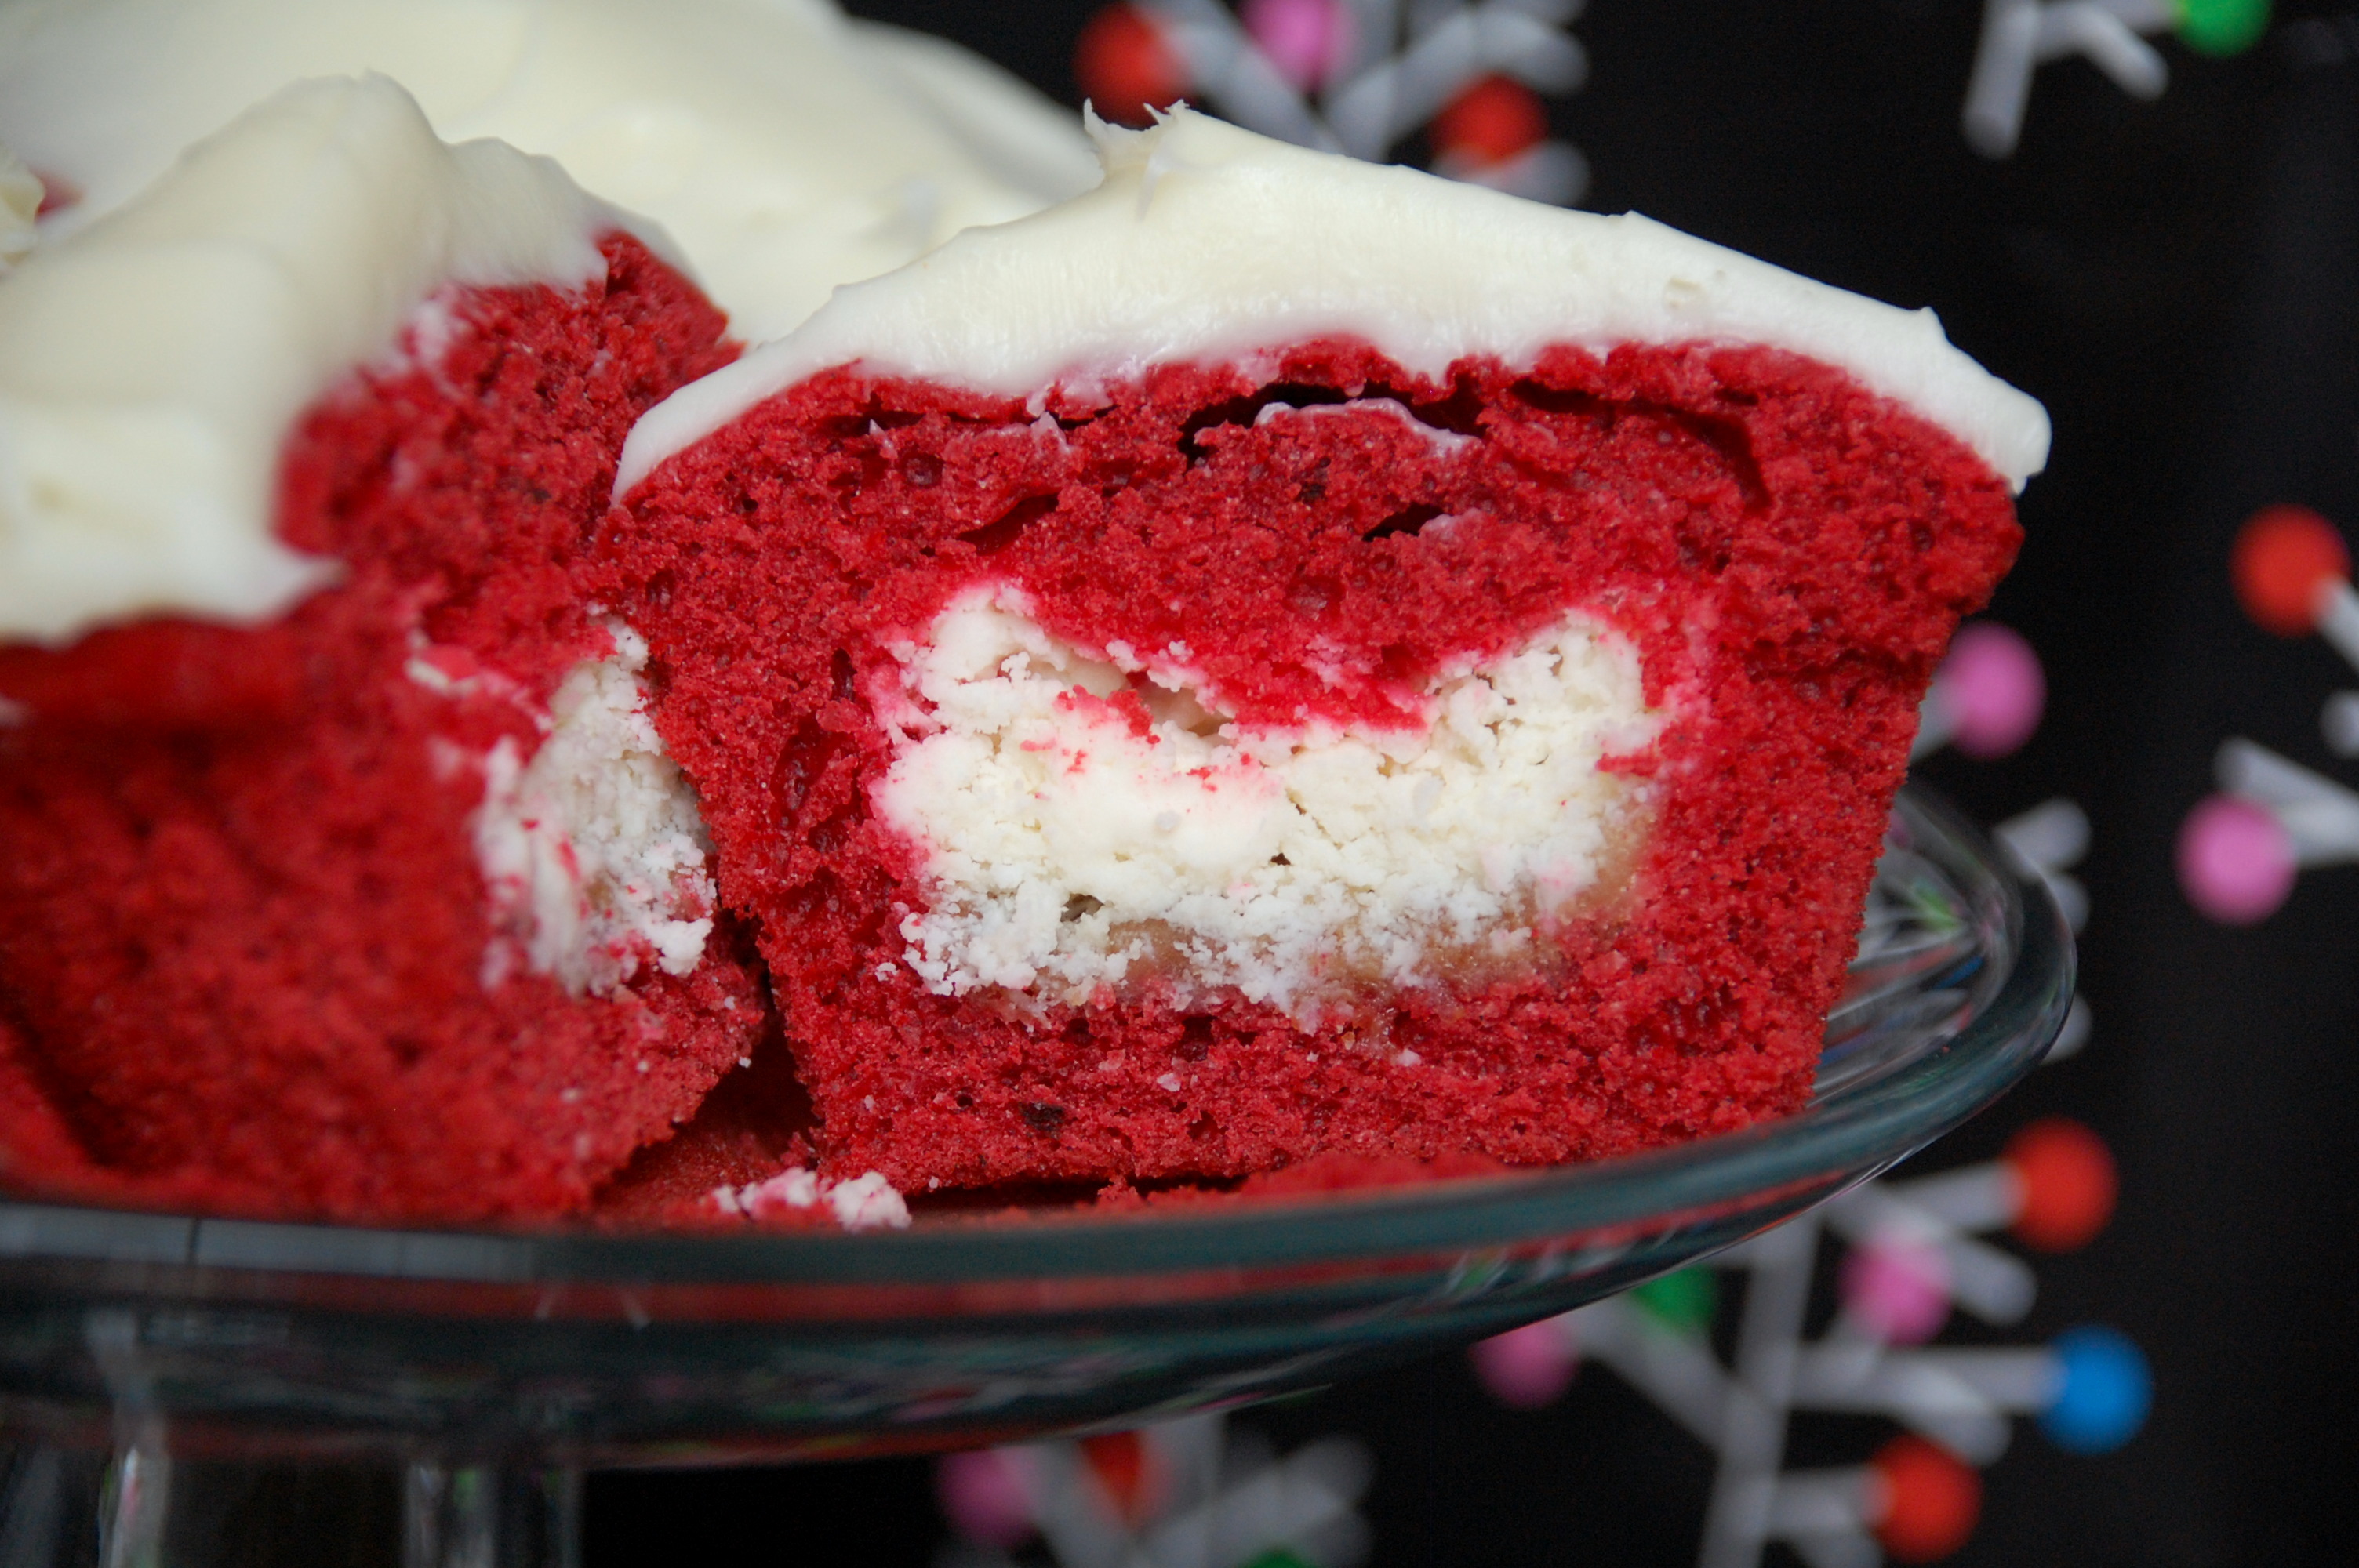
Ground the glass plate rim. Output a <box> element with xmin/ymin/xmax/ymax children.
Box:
<box><xmin>0</xmin><ymin>783</ymin><xmax>2073</xmax><ymax>1288</ymax></box>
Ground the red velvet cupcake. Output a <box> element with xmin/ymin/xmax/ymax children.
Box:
<box><xmin>605</xmin><ymin>110</ymin><xmax>2043</xmax><ymax>1192</ymax></box>
<box><xmin>0</xmin><ymin>80</ymin><xmax>765</xmax><ymax>1221</ymax></box>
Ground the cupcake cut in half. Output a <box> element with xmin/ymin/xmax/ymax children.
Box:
<box><xmin>0</xmin><ymin>78</ymin><xmax>767</xmax><ymax>1221</ymax></box>
<box><xmin>605</xmin><ymin>108</ymin><xmax>2045</xmax><ymax>1192</ymax></box>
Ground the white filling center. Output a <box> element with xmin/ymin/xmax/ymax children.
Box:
<box><xmin>874</xmin><ymin>587</ymin><xmax>1667</xmax><ymax>1022</ymax></box>
<box><xmin>467</xmin><ymin>625</ymin><xmax>715</xmax><ymax>997</ymax></box>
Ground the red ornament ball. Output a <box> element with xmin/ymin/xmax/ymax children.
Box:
<box><xmin>2232</xmin><ymin>503</ymin><xmax>2348</xmax><ymax>636</ymax></box>
<box><xmin>1432</xmin><ymin>74</ymin><xmax>1548</xmax><ymax>168</ymax></box>
<box><xmin>1081</xmin><ymin>1429</ymin><xmax>1162</xmax><ymax>1524</ymax></box>
<box><xmin>2004</xmin><ymin>1116</ymin><xmax>2117</xmax><ymax>1253</ymax></box>
<box><xmin>1870</xmin><ymin>1435</ymin><xmax>1982</xmax><ymax>1562</ymax></box>
<box><xmin>1078</xmin><ymin>5</ymin><xmax>1190</xmax><ymax>127</ymax></box>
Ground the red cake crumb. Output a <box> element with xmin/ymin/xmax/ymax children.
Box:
<box><xmin>605</xmin><ymin>337</ymin><xmax>2019</xmax><ymax>1191</ymax></box>
<box><xmin>593</xmin><ymin>1027</ymin><xmax>818</xmax><ymax>1227</ymax></box>
<box><xmin>0</xmin><ymin>234</ymin><xmax>764</xmax><ymax>1224</ymax></box>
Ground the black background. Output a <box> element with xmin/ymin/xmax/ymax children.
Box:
<box><xmin>582</xmin><ymin>4</ymin><xmax>2359</xmax><ymax>1563</ymax></box>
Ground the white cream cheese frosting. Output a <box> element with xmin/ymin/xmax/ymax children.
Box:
<box><xmin>0</xmin><ymin>75</ymin><xmax>618</xmax><ymax>644</ymax></box>
<box><xmin>0</xmin><ymin>0</ymin><xmax>1095</xmax><ymax>341</ymax></box>
<box><xmin>873</xmin><ymin>586</ymin><xmax>1665</xmax><ymax>1022</ymax></box>
<box><xmin>849</xmin><ymin>20</ymin><xmax>1104</xmax><ymax>208</ymax></box>
<box><xmin>0</xmin><ymin>144</ymin><xmax>38</xmax><ymax>271</ymax></box>
<box><xmin>620</xmin><ymin>107</ymin><xmax>2051</xmax><ymax>499</ymax></box>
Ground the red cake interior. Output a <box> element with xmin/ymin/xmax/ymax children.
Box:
<box><xmin>0</xmin><ymin>234</ymin><xmax>767</xmax><ymax>1223</ymax></box>
<box><xmin>605</xmin><ymin>338</ymin><xmax>2020</xmax><ymax>1190</ymax></box>
<box><xmin>593</xmin><ymin>1027</ymin><xmax>818</xmax><ymax>1227</ymax></box>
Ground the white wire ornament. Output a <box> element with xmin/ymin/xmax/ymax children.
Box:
<box><xmin>937</xmin><ymin>1412</ymin><xmax>1375</xmax><ymax>1568</ymax></box>
<box><xmin>1961</xmin><ymin>0</ymin><xmax>2270</xmax><ymax>158</ymax></box>
<box><xmin>1077</xmin><ymin>0</ymin><xmax>1590</xmax><ymax>204</ymax></box>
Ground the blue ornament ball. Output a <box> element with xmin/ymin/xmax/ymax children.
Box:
<box><xmin>2041</xmin><ymin>1325</ymin><xmax>2151</xmax><ymax>1454</ymax></box>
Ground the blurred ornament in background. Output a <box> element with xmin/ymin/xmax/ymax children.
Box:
<box><xmin>2176</xmin><ymin>0</ymin><xmax>2275</xmax><ymax>54</ymax></box>
<box><xmin>1914</xmin><ymin>619</ymin><xmax>2093</xmax><ymax>979</ymax></box>
<box><xmin>1074</xmin><ymin>0</ymin><xmax>1590</xmax><ymax>204</ymax></box>
<box><xmin>2178</xmin><ymin>793</ymin><xmax>2296</xmax><ymax>924</ymax></box>
<box><xmin>1916</xmin><ymin>622</ymin><xmax>2048</xmax><ymax>761</ymax></box>
<box><xmin>1429</xmin><ymin>72</ymin><xmax>1549</xmax><ymax>176</ymax></box>
<box><xmin>2180</xmin><ymin>503</ymin><xmax>2359</xmax><ymax>924</ymax></box>
<box><xmin>940</xmin><ymin>1446</ymin><xmax>1041</xmax><ymax>1552</ymax></box>
<box><xmin>1241</xmin><ymin>0</ymin><xmax>1356</xmax><ymax>91</ymax></box>
<box><xmin>2001</xmin><ymin>1116</ymin><xmax>2117</xmax><ymax>1251</ymax></box>
<box><xmin>2230</xmin><ymin>503</ymin><xmax>2350</xmax><ymax>637</ymax></box>
<box><xmin>1869</xmin><ymin>1435</ymin><xmax>1982</xmax><ymax>1563</ymax></box>
<box><xmin>1465</xmin><ymin>1113</ymin><xmax>2143</xmax><ymax>1567</ymax></box>
<box><xmin>2038</xmin><ymin>1326</ymin><xmax>2154</xmax><ymax>1455</ymax></box>
<box><xmin>1842</xmin><ymin>1233</ymin><xmax>1954</xmax><ymax>1345</ymax></box>
<box><xmin>1961</xmin><ymin>0</ymin><xmax>2270</xmax><ymax>158</ymax></box>
<box><xmin>1076</xmin><ymin>2</ymin><xmax>1193</xmax><ymax>124</ymax></box>
<box><xmin>1467</xmin><ymin>1313</ymin><xmax>1580</xmax><ymax>1410</ymax></box>
<box><xmin>936</xmin><ymin>1410</ymin><xmax>1373</xmax><ymax>1568</ymax></box>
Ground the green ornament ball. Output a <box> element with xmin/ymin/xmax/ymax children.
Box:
<box><xmin>2177</xmin><ymin>0</ymin><xmax>2270</xmax><ymax>56</ymax></box>
<box><xmin>1630</xmin><ymin>1267</ymin><xmax>1720</xmax><ymax>1335</ymax></box>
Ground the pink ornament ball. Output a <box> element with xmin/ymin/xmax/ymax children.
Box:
<box><xmin>1937</xmin><ymin>621</ymin><xmax>2045</xmax><ymax>759</ymax></box>
<box><xmin>2177</xmin><ymin>794</ymin><xmax>2297</xmax><ymax>924</ymax></box>
<box><xmin>936</xmin><ymin>1447</ymin><xmax>1036</xmax><ymax>1548</ymax></box>
<box><xmin>1241</xmin><ymin>0</ymin><xmax>1354</xmax><ymax>92</ymax></box>
<box><xmin>1469</xmin><ymin>1315</ymin><xmax>1578</xmax><ymax>1409</ymax></box>
<box><xmin>1841</xmin><ymin>1234</ymin><xmax>1952</xmax><ymax>1345</ymax></box>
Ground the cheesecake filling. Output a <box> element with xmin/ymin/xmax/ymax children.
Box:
<box><xmin>874</xmin><ymin>586</ymin><xmax>1666</xmax><ymax>1022</ymax></box>
<box><xmin>467</xmin><ymin>623</ymin><xmax>716</xmax><ymax>996</ymax></box>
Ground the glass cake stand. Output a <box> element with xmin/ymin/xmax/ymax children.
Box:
<box><xmin>0</xmin><ymin>785</ymin><xmax>2072</xmax><ymax>1566</ymax></box>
